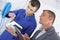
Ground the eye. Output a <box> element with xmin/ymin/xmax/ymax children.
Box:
<box><xmin>41</xmin><ymin>14</ymin><xmax>45</xmax><ymax>16</ymax></box>
<box><xmin>42</xmin><ymin>14</ymin><xmax>45</xmax><ymax>16</ymax></box>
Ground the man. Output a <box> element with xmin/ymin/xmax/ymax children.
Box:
<box><xmin>6</xmin><ymin>0</ymin><xmax>40</xmax><ymax>36</ymax></box>
<box><xmin>31</xmin><ymin>10</ymin><xmax>60</xmax><ymax>40</ymax></box>
<box><xmin>0</xmin><ymin>0</ymin><xmax>40</xmax><ymax>40</ymax></box>
<box><xmin>19</xmin><ymin>10</ymin><xmax>60</xmax><ymax>40</ymax></box>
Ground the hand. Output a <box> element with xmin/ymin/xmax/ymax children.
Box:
<box><xmin>15</xmin><ymin>28</ymin><xmax>25</xmax><ymax>40</ymax></box>
<box><xmin>8</xmin><ymin>13</ymin><xmax>16</xmax><ymax>19</ymax></box>
<box><xmin>6</xmin><ymin>26</ymin><xmax>17</xmax><ymax>36</ymax></box>
<box><xmin>16</xmin><ymin>29</ymin><xmax>30</xmax><ymax>40</ymax></box>
<box><xmin>23</xmin><ymin>33</ymin><xmax>30</xmax><ymax>40</ymax></box>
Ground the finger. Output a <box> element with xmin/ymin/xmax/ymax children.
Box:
<box><xmin>24</xmin><ymin>33</ymin><xmax>29</xmax><ymax>37</ymax></box>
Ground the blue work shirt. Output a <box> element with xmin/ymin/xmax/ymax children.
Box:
<box><xmin>9</xmin><ymin>9</ymin><xmax>37</xmax><ymax>36</ymax></box>
<box><xmin>0</xmin><ymin>9</ymin><xmax>37</xmax><ymax>40</ymax></box>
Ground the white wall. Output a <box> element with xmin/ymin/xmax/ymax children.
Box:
<box><xmin>0</xmin><ymin>0</ymin><xmax>60</xmax><ymax>36</ymax></box>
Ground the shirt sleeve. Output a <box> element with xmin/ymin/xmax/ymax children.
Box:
<box><xmin>6</xmin><ymin>9</ymin><xmax>21</xmax><ymax>18</ymax></box>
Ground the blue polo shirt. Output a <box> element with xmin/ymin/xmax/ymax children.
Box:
<box><xmin>0</xmin><ymin>9</ymin><xmax>36</xmax><ymax>40</ymax></box>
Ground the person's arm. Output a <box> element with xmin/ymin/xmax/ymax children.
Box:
<box><xmin>6</xmin><ymin>9</ymin><xmax>20</xmax><ymax>19</ymax></box>
<box><xmin>5</xmin><ymin>25</ymin><xmax>30</xmax><ymax>40</ymax></box>
<box><xmin>15</xmin><ymin>27</ymin><xmax>30</xmax><ymax>40</ymax></box>
<box><xmin>15</xmin><ymin>26</ymin><xmax>25</xmax><ymax>40</ymax></box>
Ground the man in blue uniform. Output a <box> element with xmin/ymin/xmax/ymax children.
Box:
<box><xmin>0</xmin><ymin>0</ymin><xmax>41</xmax><ymax>40</ymax></box>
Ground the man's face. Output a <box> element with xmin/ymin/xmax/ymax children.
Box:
<box><xmin>39</xmin><ymin>11</ymin><xmax>50</xmax><ymax>25</ymax></box>
<box><xmin>26</xmin><ymin>2</ymin><xmax>37</xmax><ymax>15</ymax></box>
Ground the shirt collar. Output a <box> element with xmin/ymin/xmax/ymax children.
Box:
<box><xmin>25</xmin><ymin>14</ymin><xmax>35</xmax><ymax>21</ymax></box>
<box><xmin>45</xmin><ymin>26</ymin><xmax>55</xmax><ymax>32</ymax></box>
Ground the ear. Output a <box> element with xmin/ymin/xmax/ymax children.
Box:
<box><xmin>49</xmin><ymin>17</ymin><xmax>53</xmax><ymax>23</ymax></box>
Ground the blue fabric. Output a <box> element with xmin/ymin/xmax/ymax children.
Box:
<box><xmin>0</xmin><ymin>30</ymin><xmax>19</xmax><ymax>40</ymax></box>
